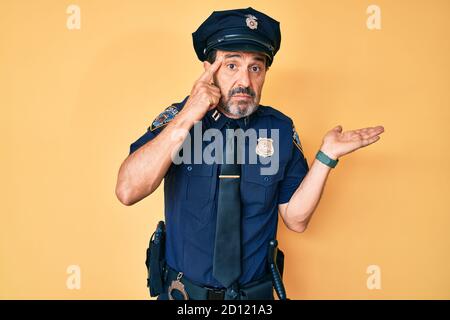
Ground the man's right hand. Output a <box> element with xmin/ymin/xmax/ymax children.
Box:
<box><xmin>116</xmin><ymin>54</ymin><xmax>225</xmax><ymax>206</ymax></box>
<box><xmin>183</xmin><ymin>53</ymin><xmax>224</xmax><ymax>122</ymax></box>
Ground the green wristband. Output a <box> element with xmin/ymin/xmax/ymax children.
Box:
<box><xmin>316</xmin><ymin>150</ymin><xmax>339</xmax><ymax>168</ymax></box>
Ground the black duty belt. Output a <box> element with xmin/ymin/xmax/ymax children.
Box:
<box><xmin>164</xmin><ymin>266</ymin><xmax>274</xmax><ymax>300</ymax></box>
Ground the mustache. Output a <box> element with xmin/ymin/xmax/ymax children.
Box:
<box><xmin>228</xmin><ymin>86</ymin><xmax>256</xmax><ymax>98</ymax></box>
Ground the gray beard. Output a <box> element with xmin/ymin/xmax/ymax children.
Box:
<box><xmin>220</xmin><ymin>98</ymin><xmax>259</xmax><ymax>118</ymax></box>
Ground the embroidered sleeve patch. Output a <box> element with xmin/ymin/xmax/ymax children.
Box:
<box><xmin>293</xmin><ymin>127</ymin><xmax>304</xmax><ymax>154</ymax></box>
<box><xmin>149</xmin><ymin>105</ymin><xmax>179</xmax><ymax>131</ymax></box>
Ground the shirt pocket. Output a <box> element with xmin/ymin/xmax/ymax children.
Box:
<box><xmin>242</xmin><ymin>163</ymin><xmax>286</xmax><ymax>211</ymax></box>
<box><xmin>185</xmin><ymin>164</ymin><xmax>215</xmax><ymax>206</ymax></box>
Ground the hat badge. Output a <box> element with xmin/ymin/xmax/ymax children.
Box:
<box><xmin>256</xmin><ymin>138</ymin><xmax>274</xmax><ymax>157</ymax></box>
<box><xmin>245</xmin><ymin>14</ymin><xmax>258</xmax><ymax>30</ymax></box>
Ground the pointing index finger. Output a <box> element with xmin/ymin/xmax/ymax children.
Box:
<box><xmin>199</xmin><ymin>54</ymin><xmax>224</xmax><ymax>82</ymax></box>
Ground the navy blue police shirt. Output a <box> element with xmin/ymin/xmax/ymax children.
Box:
<box><xmin>129</xmin><ymin>95</ymin><xmax>309</xmax><ymax>288</ymax></box>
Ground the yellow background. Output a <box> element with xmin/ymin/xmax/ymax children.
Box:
<box><xmin>1</xmin><ymin>0</ymin><xmax>449</xmax><ymax>299</ymax></box>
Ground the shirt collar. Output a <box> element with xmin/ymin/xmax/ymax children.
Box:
<box><xmin>204</xmin><ymin>106</ymin><xmax>261</xmax><ymax>130</ymax></box>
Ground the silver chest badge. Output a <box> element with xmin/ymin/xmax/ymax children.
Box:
<box><xmin>245</xmin><ymin>14</ymin><xmax>258</xmax><ymax>30</ymax></box>
<box><xmin>256</xmin><ymin>138</ymin><xmax>274</xmax><ymax>157</ymax></box>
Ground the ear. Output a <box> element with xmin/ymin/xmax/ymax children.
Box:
<box><xmin>203</xmin><ymin>60</ymin><xmax>211</xmax><ymax>71</ymax></box>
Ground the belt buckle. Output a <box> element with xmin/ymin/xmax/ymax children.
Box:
<box><xmin>206</xmin><ymin>288</ymin><xmax>225</xmax><ymax>300</ymax></box>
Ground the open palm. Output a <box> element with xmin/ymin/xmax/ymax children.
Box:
<box><xmin>321</xmin><ymin>125</ymin><xmax>385</xmax><ymax>159</ymax></box>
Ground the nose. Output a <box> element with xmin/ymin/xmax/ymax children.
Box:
<box><xmin>236</xmin><ymin>68</ymin><xmax>250</xmax><ymax>88</ymax></box>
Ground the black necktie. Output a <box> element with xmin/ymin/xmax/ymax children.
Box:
<box><xmin>213</xmin><ymin>120</ymin><xmax>242</xmax><ymax>289</ymax></box>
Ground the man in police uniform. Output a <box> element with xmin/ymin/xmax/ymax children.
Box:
<box><xmin>115</xmin><ymin>7</ymin><xmax>384</xmax><ymax>300</ymax></box>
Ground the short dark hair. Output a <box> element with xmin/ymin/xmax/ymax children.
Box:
<box><xmin>206</xmin><ymin>49</ymin><xmax>270</xmax><ymax>69</ymax></box>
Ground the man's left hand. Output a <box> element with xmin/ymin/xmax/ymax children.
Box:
<box><xmin>320</xmin><ymin>125</ymin><xmax>385</xmax><ymax>160</ymax></box>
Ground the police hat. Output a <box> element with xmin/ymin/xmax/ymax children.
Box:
<box><xmin>192</xmin><ymin>7</ymin><xmax>281</xmax><ymax>66</ymax></box>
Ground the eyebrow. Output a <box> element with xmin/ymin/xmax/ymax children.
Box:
<box><xmin>224</xmin><ymin>53</ymin><xmax>266</xmax><ymax>64</ymax></box>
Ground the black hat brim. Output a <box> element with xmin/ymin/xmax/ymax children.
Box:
<box><xmin>207</xmin><ymin>42</ymin><xmax>273</xmax><ymax>66</ymax></box>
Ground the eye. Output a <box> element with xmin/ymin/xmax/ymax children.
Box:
<box><xmin>250</xmin><ymin>65</ymin><xmax>261</xmax><ymax>72</ymax></box>
<box><xmin>227</xmin><ymin>63</ymin><xmax>236</xmax><ymax>70</ymax></box>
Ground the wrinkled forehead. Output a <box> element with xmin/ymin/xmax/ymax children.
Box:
<box><xmin>218</xmin><ymin>50</ymin><xmax>267</xmax><ymax>64</ymax></box>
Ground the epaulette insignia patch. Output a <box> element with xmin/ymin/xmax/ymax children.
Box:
<box><xmin>293</xmin><ymin>127</ymin><xmax>304</xmax><ymax>154</ymax></box>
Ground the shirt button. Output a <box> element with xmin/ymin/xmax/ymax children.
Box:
<box><xmin>264</xmin><ymin>177</ymin><xmax>269</xmax><ymax>182</ymax></box>
<box><xmin>187</xmin><ymin>166</ymin><xmax>192</xmax><ymax>171</ymax></box>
